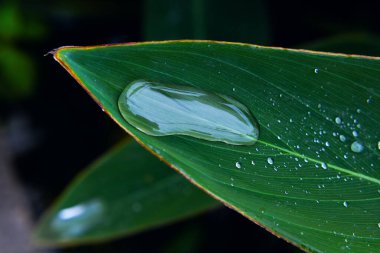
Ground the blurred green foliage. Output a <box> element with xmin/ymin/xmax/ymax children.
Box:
<box><xmin>301</xmin><ymin>32</ymin><xmax>380</xmax><ymax>56</ymax></box>
<box><xmin>0</xmin><ymin>46</ymin><xmax>35</xmax><ymax>99</ymax></box>
<box><xmin>0</xmin><ymin>1</ymin><xmax>46</xmax><ymax>101</ymax></box>
<box><xmin>144</xmin><ymin>0</ymin><xmax>270</xmax><ymax>43</ymax></box>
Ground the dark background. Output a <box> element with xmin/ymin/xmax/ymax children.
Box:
<box><xmin>1</xmin><ymin>0</ymin><xmax>379</xmax><ymax>252</ymax></box>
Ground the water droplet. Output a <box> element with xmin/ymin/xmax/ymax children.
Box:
<box><xmin>132</xmin><ymin>202</ymin><xmax>142</xmax><ymax>212</ymax></box>
<box><xmin>339</xmin><ymin>135</ymin><xmax>346</xmax><ymax>142</ymax></box>
<box><xmin>343</xmin><ymin>201</ymin><xmax>348</xmax><ymax>208</ymax></box>
<box><xmin>53</xmin><ymin>200</ymin><xmax>104</xmax><ymax>237</ymax></box>
<box><xmin>351</xmin><ymin>141</ymin><xmax>364</xmax><ymax>153</ymax></box>
<box><xmin>335</xmin><ymin>117</ymin><xmax>342</xmax><ymax>124</ymax></box>
<box><xmin>321</xmin><ymin>162</ymin><xmax>327</xmax><ymax>170</ymax></box>
<box><xmin>325</xmin><ymin>141</ymin><xmax>330</xmax><ymax>147</ymax></box>
<box><xmin>378</xmin><ymin>223</ymin><xmax>380</xmax><ymax>228</ymax></box>
<box><xmin>267</xmin><ymin>157</ymin><xmax>274</xmax><ymax>165</ymax></box>
<box><xmin>377</xmin><ymin>141</ymin><xmax>380</xmax><ymax>150</ymax></box>
<box><xmin>251</xmin><ymin>160</ymin><xmax>255</xmax><ymax>166</ymax></box>
<box><xmin>118</xmin><ymin>80</ymin><xmax>260</xmax><ymax>145</ymax></box>
<box><xmin>235</xmin><ymin>162</ymin><xmax>242</xmax><ymax>169</ymax></box>
<box><xmin>314</xmin><ymin>68</ymin><xmax>319</xmax><ymax>74</ymax></box>
<box><xmin>352</xmin><ymin>131</ymin><xmax>358</xmax><ymax>137</ymax></box>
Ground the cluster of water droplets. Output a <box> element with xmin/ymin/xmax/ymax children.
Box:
<box><xmin>116</xmin><ymin>72</ymin><xmax>379</xmax><ymax>247</ymax></box>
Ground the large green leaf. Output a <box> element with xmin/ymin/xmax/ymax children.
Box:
<box><xmin>53</xmin><ymin>41</ymin><xmax>380</xmax><ymax>253</ymax></box>
<box><xmin>34</xmin><ymin>139</ymin><xmax>218</xmax><ymax>246</ymax></box>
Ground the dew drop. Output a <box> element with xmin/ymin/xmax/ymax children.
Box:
<box><xmin>267</xmin><ymin>157</ymin><xmax>274</xmax><ymax>165</ymax></box>
<box><xmin>251</xmin><ymin>160</ymin><xmax>255</xmax><ymax>166</ymax></box>
<box><xmin>53</xmin><ymin>200</ymin><xmax>104</xmax><ymax>235</ymax></box>
<box><xmin>352</xmin><ymin>131</ymin><xmax>358</xmax><ymax>137</ymax></box>
<box><xmin>378</xmin><ymin>223</ymin><xmax>380</xmax><ymax>228</ymax></box>
<box><xmin>339</xmin><ymin>135</ymin><xmax>346</xmax><ymax>142</ymax></box>
<box><xmin>335</xmin><ymin>117</ymin><xmax>342</xmax><ymax>124</ymax></box>
<box><xmin>351</xmin><ymin>141</ymin><xmax>364</xmax><ymax>153</ymax></box>
<box><xmin>321</xmin><ymin>162</ymin><xmax>328</xmax><ymax>170</ymax></box>
<box><xmin>343</xmin><ymin>201</ymin><xmax>348</xmax><ymax>208</ymax></box>
<box><xmin>132</xmin><ymin>202</ymin><xmax>142</xmax><ymax>212</ymax></box>
<box><xmin>235</xmin><ymin>162</ymin><xmax>242</xmax><ymax>169</ymax></box>
<box><xmin>377</xmin><ymin>141</ymin><xmax>380</xmax><ymax>151</ymax></box>
<box><xmin>118</xmin><ymin>80</ymin><xmax>260</xmax><ymax>145</ymax></box>
<box><xmin>314</xmin><ymin>68</ymin><xmax>319</xmax><ymax>74</ymax></box>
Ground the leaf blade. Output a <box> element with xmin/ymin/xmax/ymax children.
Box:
<box><xmin>53</xmin><ymin>41</ymin><xmax>380</xmax><ymax>252</ymax></box>
<box><xmin>34</xmin><ymin>139</ymin><xmax>219</xmax><ymax>246</ymax></box>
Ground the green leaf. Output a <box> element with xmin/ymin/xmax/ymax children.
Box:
<box><xmin>53</xmin><ymin>41</ymin><xmax>380</xmax><ymax>252</ymax></box>
<box><xmin>34</xmin><ymin>139</ymin><xmax>219</xmax><ymax>246</ymax></box>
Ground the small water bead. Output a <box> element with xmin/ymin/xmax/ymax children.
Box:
<box><xmin>335</xmin><ymin>117</ymin><xmax>342</xmax><ymax>124</ymax></box>
<box><xmin>314</xmin><ymin>68</ymin><xmax>319</xmax><ymax>74</ymax></box>
<box><xmin>352</xmin><ymin>131</ymin><xmax>358</xmax><ymax>137</ymax></box>
<box><xmin>251</xmin><ymin>161</ymin><xmax>255</xmax><ymax>166</ymax></box>
<box><xmin>132</xmin><ymin>202</ymin><xmax>142</xmax><ymax>212</ymax></box>
<box><xmin>267</xmin><ymin>157</ymin><xmax>274</xmax><ymax>165</ymax></box>
<box><xmin>54</xmin><ymin>200</ymin><xmax>104</xmax><ymax>235</ymax></box>
<box><xmin>235</xmin><ymin>162</ymin><xmax>242</xmax><ymax>169</ymax></box>
<box><xmin>118</xmin><ymin>80</ymin><xmax>260</xmax><ymax>145</ymax></box>
<box><xmin>378</xmin><ymin>223</ymin><xmax>380</xmax><ymax>228</ymax></box>
<box><xmin>339</xmin><ymin>135</ymin><xmax>346</xmax><ymax>142</ymax></box>
<box><xmin>321</xmin><ymin>162</ymin><xmax>328</xmax><ymax>170</ymax></box>
<box><xmin>343</xmin><ymin>201</ymin><xmax>348</xmax><ymax>208</ymax></box>
<box><xmin>351</xmin><ymin>141</ymin><xmax>364</xmax><ymax>153</ymax></box>
<box><xmin>378</xmin><ymin>141</ymin><xmax>380</xmax><ymax>150</ymax></box>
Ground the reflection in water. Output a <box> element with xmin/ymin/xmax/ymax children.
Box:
<box><xmin>51</xmin><ymin>199</ymin><xmax>104</xmax><ymax>239</ymax></box>
<box><xmin>118</xmin><ymin>80</ymin><xmax>260</xmax><ymax>145</ymax></box>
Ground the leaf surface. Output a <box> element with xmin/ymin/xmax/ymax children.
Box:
<box><xmin>54</xmin><ymin>41</ymin><xmax>380</xmax><ymax>252</ymax></box>
<box><xmin>34</xmin><ymin>139</ymin><xmax>218</xmax><ymax>246</ymax></box>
